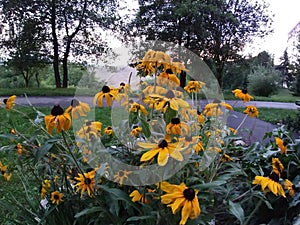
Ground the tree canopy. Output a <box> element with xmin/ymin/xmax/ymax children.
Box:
<box><xmin>128</xmin><ymin>0</ymin><xmax>273</xmax><ymax>88</ymax></box>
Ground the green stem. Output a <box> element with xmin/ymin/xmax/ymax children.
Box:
<box><xmin>244</xmin><ymin>199</ymin><xmax>262</xmax><ymax>225</ymax></box>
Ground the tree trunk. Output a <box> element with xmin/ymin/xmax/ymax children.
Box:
<box><xmin>62</xmin><ymin>39</ymin><xmax>71</xmax><ymax>88</ymax></box>
<box><xmin>51</xmin><ymin>0</ymin><xmax>61</xmax><ymax>88</ymax></box>
<box><xmin>35</xmin><ymin>72</ymin><xmax>40</xmax><ymax>88</ymax></box>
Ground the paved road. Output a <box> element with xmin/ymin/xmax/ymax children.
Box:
<box><xmin>3</xmin><ymin>96</ymin><xmax>298</xmax><ymax>109</ymax></box>
<box><xmin>2</xmin><ymin>96</ymin><xmax>299</xmax><ymax>145</ymax></box>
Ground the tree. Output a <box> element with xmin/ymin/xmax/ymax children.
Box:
<box><xmin>128</xmin><ymin>0</ymin><xmax>272</xmax><ymax>89</ymax></box>
<box><xmin>277</xmin><ymin>50</ymin><xmax>293</xmax><ymax>88</ymax></box>
<box><xmin>4</xmin><ymin>18</ymin><xmax>48</xmax><ymax>87</ymax></box>
<box><xmin>0</xmin><ymin>0</ymin><xmax>121</xmax><ymax>88</ymax></box>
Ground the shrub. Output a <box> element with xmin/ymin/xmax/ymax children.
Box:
<box><xmin>248</xmin><ymin>65</ymin><xmax>280</xmax><ymax>97</ymax></box>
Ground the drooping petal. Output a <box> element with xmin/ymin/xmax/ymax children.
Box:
<box><xmin>180</xmin><ymin>200</ymin><xmax>193</xmax><ymax>225</ymax></box>
<box><xmin>157</xmin><ymin>148</ymin><xmax>169</xmax><ymax>166</ymax></box>
<box><xmin>140</xmin><ymin>148</ymin><xmax>160</xmax><ymax>162</ymax></box>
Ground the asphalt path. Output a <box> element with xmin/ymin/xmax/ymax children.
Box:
<box><xmin>2</xmin><ymin>96</ymin><xmax>299</xmax><ymax>145</ymax></box>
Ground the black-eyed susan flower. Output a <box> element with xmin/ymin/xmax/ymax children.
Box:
<box><xmin>118</xmin><ymin>82</ymin><xmax>129</xmax><ymax>94</ymax></box>
<box><xmin>171</xmin><ymin>61</ymin><xmax>188</xmax><ymax>74</ymax></box>
<box><xmin>3</xmin><ymin>95</ymin><xmax>16</xmax><ymax>110</ymax></box>
<box><xmin>44</xmin><ymin>105</ymin><xmax>72</xmax><ymax>134</ymax></box>
<box><xmin>232</xmin><ymin>89</ymin><xmax>253</xmax><ymax>102</ymax></box>
<box><xmin>193</xmin><ymin>141</ymin><xmax>204</xmax><ymax>153</ymax></box>
<box><xmin>203</xmin><ymin>100</ymin><xmax>233</xmax><ymax>117</ymax></box>
<box><xmin>166</xmin><ymin>118</ymin><xmax>190</xmax><ymax>136</ymax></box>
<box><xmin>131</xmin><ymin>126</ymin><xmax>142</xmax><ymax>137</ymax></box>
<box><xmin>129</xmin><ymin>102</ymin><xmax>148</xmax><ymax>116</ymax></box>
<box><xmin>243</xmin><ymin>105</ymin><xmax>259</xmax><ymax>118</ymax></box>
<box><xmin>65</xmin><ymin>99</ymin><xmax>90</xmax><ymax>119</ymax></box>
<box><xmin>284</xmin><ymin>179</ymin><xmax>296</xmax><ymax>197</ymax></box>
<box><xmin>275</xmin><ymin>137</ymin><xmax>288</xmax><ymax>154</ymax></box>
<box><xmin>51</xmin><ymin>191</ymin><xmax>64</xmax><ymax>205</ymax></box>
<box><xmin>16</xmin><ymin>143</ymin><xmax>25</xmax><ymax>154</ymax></box>
<box><xmin>76</xmin><ymin>120</ymin><xmax>102</xmax><ymax>140</ymax></box>
<box><xmin>93</xmin><ymin>85</ymin><xmax>116</xmax><ymax>107</ymax></box>
<box><xmin>3</xmin><ymin>172</ymin><xmax>12</xmax><ymax>181</ymax></box>
<box><xmin>159</xmin><ymin>181</ymin><xmax>201</xmax><ymax>225</ymax></box>
<box><xmin>40</xmin><ymin>179</ymin><xmax>51</xmax><ymax>199</ymax></box>
<box><xmin>222</xmin><ymin>154</ymin><xmax>233</xmax><ymax>162</ymax></box>
<box><xmin>184</xmin><ymin>81</ymin><xmax>205</xmax><ymax>94</ymax></box>
<box><xmin>129</xmin><ymin>189</ymin><xmax>150</xmax><ymax>204</ymax></box>
<box><xmin>252</xmin><ymin>172</ymin><xmax>286</xmax><ymax>198</ymax></box>
<box><xmin>142</xmin><ymin>85</ymin><xmax>168</xmax><ymax>95</ymax></box>
<box><xmin>156</xmin><ymin>90</ymin><xmax>189</xmax><ymax>112</ymax></box>
<box><xmin>74</xmin><ymin>169</ymin><xmax>96</xmax><ymax>197</ymax></box>
<box><xmin>197</xmin><ymin>111</ymin><xmax>205</xmax><ymax>124</ymax></box>
<box><xmin>272</xmin><ymin>157</ymin><xmax>284</xmax><ymax>175</ymax></box>
<box><xmin>103</xmin><ymin>126</ymin><xmax>114</xmax><ymax>135</ymax></box>
<box><xmin>114</xmin><ymin>170</ymin><xmax>132</xmax><ymax>186</ymax></box>
<box><xmin>157</xmin><ymin>69</ymin><xmax>180</xmax><ymax>89</ymax></box>
<box><xmin>138</xmin><ymin>139</ymin><xmax>185</xmax><ymax>166</ymax></box>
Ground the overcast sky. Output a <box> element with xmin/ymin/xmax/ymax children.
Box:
<box><xmin>243</xmin><ymin>0</ymin><xmax>300</xmax><ymax>63</ymax></box>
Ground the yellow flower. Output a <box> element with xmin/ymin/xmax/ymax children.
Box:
<box><xmin>159</xmin><ymin>181</ymin><xmax>201</xmax><ymax>225</ymax></box>
<box><xmin>51</xmin><ymin>191</ymin><xmax>64</xmax><ymax>205</ymax></box>
<box><xmin>3</xmin><ymin>95</ymin><xmax>16</xmax><ymax>110</ymax></box>
<box><xmin>243</xmin><ymin>105</ymin><xmax>259</xmax><ymax>118</ymax></box>
<box><xmin>222</xmin><ymin>154</ymin><xmax>233</xmax><ymax>162</ymax></box>
<box><xmin>74</xmin><ymin>169</ymin><xmax>96</xmax><ymax>197</ymax></box>
<box><xmin>129</xmin><ymin>102</ymin><xmax>148</xmax><ymax>116</ymax></box>
<box><xmin>16</xmin><ymin>143</ymin><xmax>25</xmax><ymax>154</ymax></box>
<box><xmin>93</xmin><ymin>85</ymin><xmax>116</xmax><ymax>107</ymax></box>
<box><xmin>138</xmin><ymin>139</ymin><xmax>185</xmax><ymax>166</ymax></box>
<box><xmin>197</xmin><ymin>111</ymin><xmax>205</xmax><ymax>124</ymax></box>
<box><xmin>275</xmin><ymin>137</ymin><xmax>288</xmax><ymax>154</ymax></box>
<box><xmin>156</xmin><ymin>90</ymin><xmax>189</xmax><ymax>112</ymax></box>
<box><xmin>142</xmin><ymin>85</ymin><xmax>168</xmax><ymax>95</ymax></box>
<box><xmin>40</xmin><ymin>179</ymin><xmax>51</xmax><ymax>199</ymax></box>
<box><xmin>103</xmin><ymin>126</ymin><xmax>114</xmax><ymax>135</ymax></box>
<box><xmin>114</xmin><ymin>170</ymin><xmax>132</xmax><ymax>186</ymax></box>
<box><xmin>203</xmin><ymin>100</ymin><xmax>233</xmax><ymax>117</ymax></box>
<box><xmin>252</xmin><ymin>172</ymin><xmax>286</xmax><ymax>198</ymax></box>
<box><xmin>131</xmin><ymin>126</ymin><xmax>142</xmax><ymax>137</ymax></box>
<box><xmin>171</xmin><ymin>61</ymin><xmax>188</xmax><ymax>74</ymax></box>
<box><xmin>271</xmin><ymin>158</ymin><xmax>284</xmax><ymax>175</ymax></box>
<box><xmin>44</xmin><ymin>105</ymin><xmax>72</xmax><ymax>134</ymax></box>
<box><xmin>283</xmin><ymin>179</ymin><xmax>296</xmax><ymax>197</ymax></box>
<box><xmin>193</xmin><ymin>141</ymin><xmax>204</xmax><ymax>153</ymax></box>
<box><xmin>65</xmin><ymin>99</ymin><xmax>90</xmax><ymax>119</ymax></box>
<box><xmin>184</xmin><ymin>81</ymin><xmax>205</xmax><ymax>94</ymax></box>
<box><xmin>157</xmin><ymin>69</ymin><xmax>180</xmax><ymax>89</ymax></box>
<box><xmin>166</xmin><ymin>118</ymin><xmax>190</xmax><ymax>136</ymax></box>
<box><xmin>76</xmin><ymin>120</ymin><xmax>102</xmax><ymax>140</ymax></box>
<box><xmin>232</xmin><ymin>89</ymin><xmax>253</xmax><ymax>102</ymax></box>
<box><xmin>129</xmin><ymin>190</ymin><xmax>150</xmax><ymax>204</ymax></box>
<box><xmin>118</xmin><ymin>82</ymin><xmax>129</xmax><ymax>94</ymax></box>
<box><xmin>3</xmin><ymin>172</ymin><xmax>12</xmax><ymax>181</ymax></box>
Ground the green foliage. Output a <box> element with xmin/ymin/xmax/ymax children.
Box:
<box><xmin>248</xmin><ymin>65</ymin><xmax>280</xmax><ymax>97</ymax></box>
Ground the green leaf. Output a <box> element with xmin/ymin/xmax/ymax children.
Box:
<box><xmin>140</xmin><ymin>117</ymin><xmax>151</xmax><ymax>138</ymax></box>
<box><xmin>35</xmin><ymin>138</ymin><xmax>60</xmax><ymax>161</ymax></box>
<box><xmin>127</xmin><ymin>215</ymin><xmax>155</xmax><ymax>222</ymax></box>
<box><xmin>74</xmin><ymin>207</ymin><xmax>104</xmax><ymax>219</ymax></box>
<box><xmin>229</xmin><ymin>200</ymin><xmax>245</xmax><ymax>225</ymax></box>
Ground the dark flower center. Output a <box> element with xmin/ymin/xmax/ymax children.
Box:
<box><xmin>213</xmin><ymin>99</ymin><xmax>221</xmax><ymax>104</ymax></box>
<box><xmin>3</xmin><ymin>99</ymin><xmax>7</xmax><ymax>104</ymax></box>
<box><xmin>158</xmin><ymin>139</ymin><xmax>168</xmax><ymax>148</ymax></box>
<box><xmin>51</xmin><ymin>105</ymin><xmax>64</xmax><ymax>116</ymax></box>
<box><xmin>119</xmin><ymin>171</ymin><xmax>124</xmax><ymax>177</ymax></box>
<box><xmin>165</xmin><ymin>68</ymin><xmax>173</xmax><ymax>74</ymax></box>
<box><xmin>165</xmin><ymin>90</ymin><xmax>175</xmax><ymax>99</ymax></box>
<box><xmin>102</xmin><ymin>85</ymin><xmax>110</xmax><ymax>93</ymax></box>
<box><xmin>107</xmin><ymin>126</ymin><xmax>112</xmax><ymax>130</ymax></box>
<box><xmin>85</xmin><ymin>121</ymin><xmax>92</xmax><ymax>126</ymax></box>
<box><xmin>185</xmin><ymin>136</ymin><xmax>193</xmax><ymax>142</ymax></box>
<box><xmin>171</xmin><ymin>117</ymin><xmax>181</xmax><ymax>125</ymax></box>
<box><xmin>71</xmin><ymin>99</ymin><xmax>80</xmax><ymax>107</ymax></box>
<box><xmin>120</xmin><ymin>82</ymin><xmax>125</xmax><ymax>86</ymax></box>
<box><xmin>133</xmin><ymin>125</ymin><xmax>138</xmax><ymax>129</ymax></box>
<box><xmin>242</xmin><ymin>89</ymin><xmax>248</xmax><ymax>94</ymax></box>
<box><xmin>54</xmin><ymin>194</ymin><xmax>60</xmax><ymax>200</ymax></box>
<box><xmin>269</xmin><ymin>172</ymin><xmax>279</xmax><ymax>182</ymax></box>
<box><xmin>283</xmin><ymin>141</ymin><xmax>288</xmax><ymax>146</ymax></box>
<box><xmin>85</xmin><ymin>178</ymin><xmax>92</xmax><ymax>185</ymax></box>
<box><xmin>86</xmin><ymin>127</ymin><xmax>91</xmax><ymax>133</ymax></box>
<box><xmin>86</xmin><ymin>168</ymin><xmax>94</xmax><ymax>173</ymax></box>
<box><xmin>183</xmin><ymin>188</ymin><xmax>195</xmax><ymax>201</ymax></box>
<box><xmin>197</xmin><ymin>110</ymin><xmax>201</xmax><ymax>115</ymax></box>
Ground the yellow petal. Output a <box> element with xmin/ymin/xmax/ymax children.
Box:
<box><xmin>140</xmin><ymin>148</ymin><xmax>160</xmax><ymax>162</ymax></box>
<box><xmin>180</xmin><ymin>201</ymin><xmax>192</xmax><ymax>225</ymax></box>
<box><xmin>157</xmin><ymin>148</ymin><xmax>169</xmax><ymax>166</ymax></box>
<box><xmin>137</xmin><ymin>142</ymin><xmax>158</xmax><ymax>149</ymax></box>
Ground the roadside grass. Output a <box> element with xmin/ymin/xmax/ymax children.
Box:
<box><xmin>234</xmin><ymin>107</ymin><xmax>299</xmax><ymax>124</ymax></box>
<box><xmin>0</xmin><ymin>87</ymin><xmax>100</xmax><ymax>97</ymax></box>
<box><xmin>223</xmin><ymin>88</ymin><xmax>299</xmax><ymax>103</ymax></box>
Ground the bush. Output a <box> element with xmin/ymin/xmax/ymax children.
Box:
<box><xmin>248</xmin><ymin>65</ymin><xmax>280</xmax><ymax>97</ymax></box>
